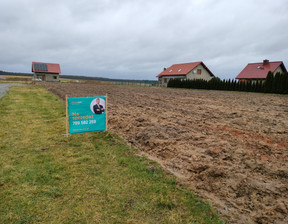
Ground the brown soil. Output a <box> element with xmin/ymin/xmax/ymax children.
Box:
<box><xmin>42</xmin><ymin>82</ymin><xmax>288</xmax><ymax>224</ymax></box>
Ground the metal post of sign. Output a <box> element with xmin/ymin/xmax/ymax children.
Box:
<box><xmin>66</xmin><ymin>95</ymin><xmax>69</xmax><ymax>136</ymax></box>
<box><xmin>105</xmin><ymin>93</ymin><xmax>108</xmax><ymax>131</ymax></box>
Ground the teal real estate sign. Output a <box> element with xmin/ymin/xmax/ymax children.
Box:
<box><xmin>68</xmin><ymin>96</ymin><xmax>106</xmax><ymax>134</ymax></box>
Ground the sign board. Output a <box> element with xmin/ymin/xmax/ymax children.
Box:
<box><xmin>67</xmin><ymin>96</ymin><xmax>106</xmax><ymax>134</ymax></box>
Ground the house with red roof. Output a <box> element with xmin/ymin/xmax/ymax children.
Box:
<box><xmin>156</xmin><ymin>61</ymin><xmax>214</xmax><ymax>87</ymax></box>
<box><xmin>236</xmin><ymin>60</ymin><xmax>287</xmax><ymax>83</ymax></box>
<box><xmin>32</xmin><ymin>62</ymin><xmax>61</xmax><ymax>82</ymax></box>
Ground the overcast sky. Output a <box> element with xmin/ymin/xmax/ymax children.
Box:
<box><xmin>1</xmin><ymin>0</ymin><xmax>287</xmax><ymax>80</ymax></box>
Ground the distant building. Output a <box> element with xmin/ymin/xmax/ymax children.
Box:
<box><xmin>156</xmin><ymin>61</ymin><xmax>214</xmax><ymax>87</ymax></box>
<box><xmin>236</xmin><ymin>60</ymin><xmax>287</xmax><ymax>83</ymax></box>
<box><xmin>32</xmin><ymin>62</ymin><xmax>61</xmax><ymax>82</ymax></box>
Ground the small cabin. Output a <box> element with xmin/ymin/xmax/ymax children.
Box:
<box><xmin>32</xmin><ymin>62</ymin><xmax>61</xmax><ymax>82</ymax></box>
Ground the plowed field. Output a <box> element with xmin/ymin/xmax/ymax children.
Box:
<box><xmin>42</xmin><ymin>82</ymin><xmax>288</xmax><ymax>224</ymax></box>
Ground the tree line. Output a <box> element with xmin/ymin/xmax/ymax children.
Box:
<box><xmin>0</xmin><ymin>70</ymin><xmax>32</xmax><ymax>76</ymax></box>
<box><xmin>167</xmin><ymin>71</ymin><xmax>288</xmax><ymax>94</ymax></box>
<box><xmin>0</xmin><ymin>70</ymin><xmax>157</xmax><ymax>85</ymax></box>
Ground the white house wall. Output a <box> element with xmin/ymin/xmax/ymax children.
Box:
<box><xmin>273</xmin><ymin>66</ymin><xmax>284</xmax><ymax>75</ymax></box>
<box><xmin>158</xmin><ymin>75</ymin><xmax>186</xmax><ymax>87</ymax></box>
<box><xmin>186</xmin><ymin>64</ymin><xmax>212</xmax><ymax>81</ymax></box>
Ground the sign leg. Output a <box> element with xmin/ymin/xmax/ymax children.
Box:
<box><xmin>105</xmin><ymin>94</ymin><xmax>108</xmax><ymax>131</ymax></box>
<box><xmin>66</xmin><ymin>95</ymin><xmax>69</xmax><ymax>136</ymax></box>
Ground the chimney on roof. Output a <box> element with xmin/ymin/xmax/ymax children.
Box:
<box><xmin>263</xmin><ymin>59</ymin><xmax>269</xmax><ymax>65</ymax></box>
<box><xmin>164</xmin><ymin>67</ymin><xmax>166</xmax><ymax>71</ymax></box>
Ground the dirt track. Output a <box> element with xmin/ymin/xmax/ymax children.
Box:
<box><xmin>0</xmin><ymin>83</ymin><xmax>27</xmax><ymax>99</ymax></box>
<box><xmin>42</xmin><ymin>82</ymin><xmax>288</xmax><ymax>224</ymax></box>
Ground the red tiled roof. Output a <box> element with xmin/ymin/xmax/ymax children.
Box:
<box><xmin>236</xmin><ymin>61</ymin><xmax>286</xmax><ymax>79</ymax></box>
<box><xmin>32</xmin><ymin>62</ymin><xmax>61</xmax><ymax>74</ymax></box>
<box><xmin>156</xmin><ymin>61</ymin><xmax>214</xmax><ymax>78</ymax></box>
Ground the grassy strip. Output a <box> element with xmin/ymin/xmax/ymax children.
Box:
<box><xmin>0</xmin><ymin>86</ymin><xmax>223</xmax><ymax>224</ymax></box>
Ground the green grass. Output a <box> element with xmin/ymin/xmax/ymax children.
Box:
<box><xmin>0</xmin><ymin>86</ymin><xmax>223</xmax><ymax>224</ymax></box>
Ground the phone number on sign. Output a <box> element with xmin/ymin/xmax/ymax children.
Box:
<box><xmin>73</xmin><ymin>120</ymin><xmax>97</xmax><ymax>125</ymax></box>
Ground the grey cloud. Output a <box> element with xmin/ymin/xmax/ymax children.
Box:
<box><xmin>0</xmin><ymin>0</ymin><xmax>287</xmax><ymax>80</ymax></box>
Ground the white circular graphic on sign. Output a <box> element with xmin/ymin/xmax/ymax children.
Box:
<box><xmin>90</xmin><ymin>98</ymin><xmax>105</xmax><ymax>114</ymax></box>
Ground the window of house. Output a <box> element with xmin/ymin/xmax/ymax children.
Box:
<box><xmin>53</xmin><ymin>76</ymin><xmax>57</xmax><ymax>79</ymax></box>
<box><xmin>197</xmin><ymin>69</ymin><xmax>202</xmax><ymax>75</ymax></box>
<box><xmin>164</xmin><ymin>78</ymin><xmax>167</xmax><ymax>83</ymax></box>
